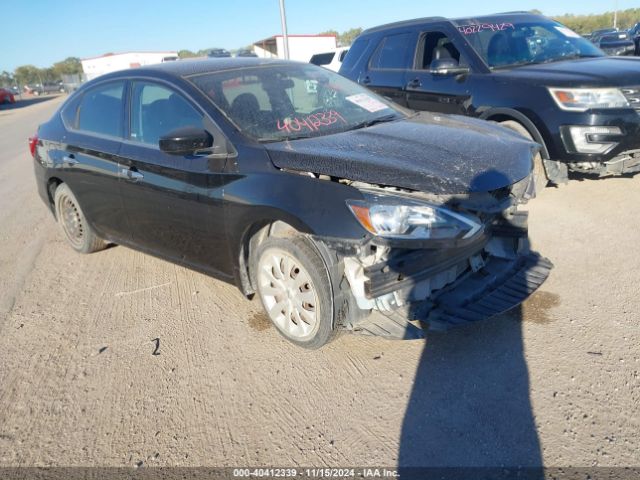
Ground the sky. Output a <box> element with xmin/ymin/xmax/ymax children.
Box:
<box><xmin>0</xmin><ymin>0</ymin><xmax>632</xmax><ymax>72</ymax></box>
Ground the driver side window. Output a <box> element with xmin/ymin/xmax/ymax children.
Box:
<box><xmin>418</xmin><ymin>32</ymin><xmax>468</xmax><ymax>69</ymax></box>
<box><xmin>130</xmin><ymin>82</ymin><xmax>203</xmax><ymax>146</ymax></box>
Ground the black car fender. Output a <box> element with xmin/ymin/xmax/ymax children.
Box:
<box><xmin>221</xmin><ymin>172</ymin><xmax>370</xmax><ymax>295</ymax></box>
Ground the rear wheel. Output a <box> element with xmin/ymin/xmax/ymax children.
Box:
<box><xmin>255</xmin><ymin>236</ymin><xmax>337</xmax><ymax>349</ymax></box>
<box><xmin>500</xmin><ymin>120</ymin><xmax>548</xmax><ymax>194</ymax></box>
<box><xmin>54</xmin><ymin>183</ymin><xmax>106</xmax><ymax>254</ymax></box>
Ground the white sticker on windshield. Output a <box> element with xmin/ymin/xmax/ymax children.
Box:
<box><xmin>345</xmin><ymin>93</ymin><xmax>388</xmax><ymax>112</ymax></box>
<box><xmin>555</xmin><ymin>26</ymin><xmax>581</xmax><ymax>38</ymax></box>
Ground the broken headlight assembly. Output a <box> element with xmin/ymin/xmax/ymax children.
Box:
<box><xmin>347</xmin><ymin>192</ymin><xmax>482</xmax><ymax>241</ymax></box>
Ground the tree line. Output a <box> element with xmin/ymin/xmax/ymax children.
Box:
<box><xmin>1</xmin><ymin>57</ymin><xmax>83</xmax><ymax>88</ymax></box>
<box><xmin>553</xmin><ymin>7</ymin><xmax>639</xmax><ymax>33</ymax></box>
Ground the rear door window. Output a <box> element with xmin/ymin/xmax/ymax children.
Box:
<box><xmin>370</xmin><ymin>32</ymin><xmax>415</xmax><ymax>69</ymax></box>
<box><xmin>77</xmin><ymin>81</ymin><xmax>125</xmax><ymax>137</ymax></box>
<box><xmin>340</xmin><ymin>38</ymin><xmax>370</xmax><ymax>71</ymax></box>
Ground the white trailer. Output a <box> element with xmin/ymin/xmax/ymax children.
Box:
<box><xmin>253</xmin><ymin>35</ymin><xmax>337</xmax><ymax>62</ymax></box>
<box><xmin>81</xmin><ymin>51</ymin><xmax>179</xmax><ymax>81</ymax></box>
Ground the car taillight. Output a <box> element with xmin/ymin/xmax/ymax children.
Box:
<box><xmin>28</xmin><ymin>135</ymin><xmax>38</xmax><ymax>157</ymax></box>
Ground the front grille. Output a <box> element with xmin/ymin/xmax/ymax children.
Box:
<box><xmin>621</xmin><ymin>86</ymin><xmax>640</xmax><ymax>112</ymax></box>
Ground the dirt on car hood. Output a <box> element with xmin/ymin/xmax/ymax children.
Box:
<box><xmin>264</xmin><ymin>112</ymin><xmax>538</xmax><ymax>195</ymax></box>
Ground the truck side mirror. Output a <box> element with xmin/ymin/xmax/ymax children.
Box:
<box><xmin>430</xmin><ymin>58</ymin><xmax>470</xmax><ymax>76</ymax></box>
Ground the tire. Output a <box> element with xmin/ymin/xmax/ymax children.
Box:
<box><xmin>254</xmin><ymin>236</ymin><xmax>337</xmax><ymax>349</ymax></box>
<box><xmin>499</xmin><ymin>120</ymin><xmax>548</xmax><ymax>194</ymax></box>
<box><xmin>54</xmin><ymin>183</ymin><xmax>106</xmax><ymax>254</ymax></box>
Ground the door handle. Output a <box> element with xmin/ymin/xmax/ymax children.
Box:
<box><xmin>62</xmin><ymin>154</ymin><xmax>77</xmax><ymax>166</ymax></box>
<box><xmin>361</xmin><ymin>76</ymin><xmax>371</xmax><ymax>85</ymax></box>
<box><xmin>121</xmin><ymin>167</ymin><xmax>144</xmax><ymax>181</ymax></box>
<box><xmin>407</xmin><ymin>78</ymin><xmax>421</xmax><ymax>89</ymax></box>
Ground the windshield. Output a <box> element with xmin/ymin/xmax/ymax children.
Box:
<box><xmin>453</xmin><ymin>18</ymin><xmax>604</xmax><ymax>69</ymax></box>
<box><xmin>188</xmin><ymin>63</ymin><xmax>404</xmax><ymax>142</ymax></box>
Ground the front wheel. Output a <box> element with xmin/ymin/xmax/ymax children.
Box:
<box><xmin>500</xmin><ymin>120</ymin><xmax>548</xmax><ymax>194</ymax></box>
<box><xmin>54</xmin><ymin>183</ymin><xmax>106</xmax><ymax>254</ymax></box>
<box><xmin>255</xmin><ymin>236</ymin><xmax>337</xmax><ymax>349</ymax></box>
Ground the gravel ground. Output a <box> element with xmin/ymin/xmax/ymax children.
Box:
<box><xmin>0</xmin><ymin>96</ymin><xmax>638</xmax><ymax>469</ymax></box>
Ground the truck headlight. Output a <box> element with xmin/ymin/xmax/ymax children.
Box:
<box><xmin>347</xmin><ymin>193</ymin><xmax>482</xmax><ymax>240</ymax></box>
<box><xmin>548</xmin><ymin>87</ymin><xmax>629</xmax><ymax>112</ymax></box>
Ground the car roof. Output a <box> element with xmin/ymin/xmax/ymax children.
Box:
<box><xmin>126</xmin><ymin>57</ymin><xmax>294</xmax><ymax>78</ymax></box>
<box><xmin>360</xmin><ymin>12</ymin><xmax>545</xmax><ymax>35</ymax></box>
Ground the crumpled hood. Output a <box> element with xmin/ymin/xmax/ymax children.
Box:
<box><xmin>264</xmin><ymin>112</ymin><xmax>537</xmax><ymax>195</ymax></box>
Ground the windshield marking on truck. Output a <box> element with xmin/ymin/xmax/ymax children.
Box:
<box><xmin>457</xmin><ymin>23</ymin><xmax>515</xmax><ymax>35</ymax></box>
<box><xmin>276</xmin><ymin>110</ymin><xmax>347</xmax><ymax>134</ymax></box>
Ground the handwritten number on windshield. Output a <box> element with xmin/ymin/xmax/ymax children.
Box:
<box><xmin>458</xmin><ymin>23</ymin><xmax>515</xmax><ymax>35</ymax></box>
<box><xmin>277</xmin><ymin>110</ymin><xmax>347</xmax><ymax>134</ymax></box>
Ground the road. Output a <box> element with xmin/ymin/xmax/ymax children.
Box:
<box><xmin>0</xmin><ymin>97</ymin><xmax>638</xmax><ymax>469</ymax></box>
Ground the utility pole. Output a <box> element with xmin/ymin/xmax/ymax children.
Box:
<box><xmin>279</xmin><ymin>0</ymin><xmax>290</xmax><ymax>59</ymax></box>
<box><xmin>613</xmin><ymin>0</ymin><xmax>618</xmax><ymax>29</ymax></box>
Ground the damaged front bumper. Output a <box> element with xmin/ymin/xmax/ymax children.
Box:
<box><xmin>337</xmin><ymin>207</ymin><xmax>552</xmax><ymax>338</ymax></box>
<box><xmin>351</xmin><ymin>252</ymin><xmax>552</xmax><ymax>338</ymax></box>
<box><xmin>567</xmin><ymin>149</ymin><xmax>640</xmax><ymax>177</ymax></box>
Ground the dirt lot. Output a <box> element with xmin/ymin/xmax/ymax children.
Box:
<box><xmin>0</xmin><ymin>96</ymin><xmax>638</xmax><ymax>469</ymax></box>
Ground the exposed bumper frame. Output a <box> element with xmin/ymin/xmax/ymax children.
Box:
<box><xmin>351</xmin><ymin>253</ymin><xmax>553</xmax><ymax>338</ymax></box>
<box><xmin>567</xmin><ymin>149</ymin><xmax>640</xmax><ymax>177</ymax></box>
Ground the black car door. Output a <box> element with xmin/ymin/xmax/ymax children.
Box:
<box><xmin>358</xmin><ymin>31</ymin><xmax>418</xmax><ymax>107</ymax></box>
<box><xmin>58</xmin><ymin>80</ymin><xmax>129</xmax><ymax>241</ymax></box>
<box><xmin>405</xmin><ymin>26</ymin><xmax>473</xmax><ymax>114</ymax></box>
<box><xmin>118</xmin><ymin>79</ymin><xmax>230</xmax><ymax>276</ymax></box>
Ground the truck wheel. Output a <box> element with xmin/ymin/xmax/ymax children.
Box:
<box><xmin>500</xmin><ymin>120</ymin><xmax>548</xmax><ymax>194</ymax></box>
<box><xmin>255</xmin><ymin>236</ymin><xmax>337</xmax><ymax>349</ymax></box>
<box><xmin>54</xmin><ymin>183</ymin><xmax>106</xmax><ymax>254</ymax></box>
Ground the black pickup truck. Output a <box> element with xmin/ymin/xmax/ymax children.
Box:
<box><xmin>340</xmin><ymin>12</ymin><xmax>640</xmax><ymax>189</ymax></box>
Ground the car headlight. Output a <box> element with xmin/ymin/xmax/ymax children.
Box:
<box><xmin>347</xmin><ymin>193</ymin><xmax>482</xmax><ymax>240</ymax></box>
<box><xmin>548</xmin><ymin>87</ymin><xmax>629</xmax><ymax>112</ymax></box>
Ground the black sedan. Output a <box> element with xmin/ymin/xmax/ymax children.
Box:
<box><xmin>30</xmin><ymin>58</ymin><xmax>551</xmax><ymax>348</ymax></box>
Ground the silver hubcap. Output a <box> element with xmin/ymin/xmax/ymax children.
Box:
<box><xmin>58</xmin><ymin>194</ymin><xmax>84</xmax><ymax>248</ymax></box>
<box><xmin>257</xmin><ymin>248</ymin><xmax>319</xmax><ymax>340</ymax></box>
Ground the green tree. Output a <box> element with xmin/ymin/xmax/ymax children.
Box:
<box><xmin>0</xmin><ymin>70</ymin><xmax>14</xmax><ymax>87</ymax></box>
<box><xmin>339</xmin><ymin>27</ymin><xmax>363</xmax><ymax>46</ymax></box>
<box><xmin>319</xmin><ymin>29</ymin><xmax>339</xmax><ymax>38</ymax></box>
<box><xmin>553</xmin><ymin>7</ymin><xmax>640</xmax><ymax>33</ymax></box>
<box><xmin>52</xmin><ymin>57</ymin><xmax>82</xmax><ymax>77</ymax></box>
<box><xmin>178</xmin><ymin>49</ymin><xmax>198</xmax><ymax>59</ymax></box>
<box><xmin>14</xmin><ymin>65</ymin><xmax>42</xmax><ymax>86</ymax></box>
<box><xmin>321</xmin><ymin>28</ymin><xmax>363</xmax><ymax>46</ymax></box>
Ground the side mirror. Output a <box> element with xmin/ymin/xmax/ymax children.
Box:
<box><xmin>159</xmin><ymin>126</ymin><xmax>213</xmax><ymax>155</ymax></box>
<box><xmin>429</xmin><ymin>58</ymin><xmax>470</xmax><ymax>76</ymax></box>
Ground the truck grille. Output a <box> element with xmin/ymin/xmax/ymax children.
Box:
<box><xmin>621</xmin><ymin>87</ymin><xmax>640</xmax><ymax>112</ymax></box>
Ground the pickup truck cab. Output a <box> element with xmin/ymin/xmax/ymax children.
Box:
<box><xmin>340</xmin><ymin>12</ymin><xmax>640</xmax><ymax>186</ymax></box>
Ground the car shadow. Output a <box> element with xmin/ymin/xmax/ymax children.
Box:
<box><xmin>396</xmin><ymin>169</ymin><xmax>544</xmax><ymax>478</ymax></box>
<box><xmin>398</xmin><ymin>307</ymin><xmax>543</xmax><ymax>478</ymax></box>
<box><xmin>0</xmin><ymin>94</ymin><xmax>63</xmax><ymax>111</ymax></box>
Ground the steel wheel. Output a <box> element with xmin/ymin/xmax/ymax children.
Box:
<box><xmin>56</xmin><ymin>192</ymin><xmax>85</xmax><ymax>249</ymax></box>
<box><xmin>53</xmin><ymin>183</ymin><xmax>106</xmax><ymax>254</ymax></box>
<box><xmin>257</xmin><ymin>247</ymin><xmax>320</xmax><ymax>340</ymax></box>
